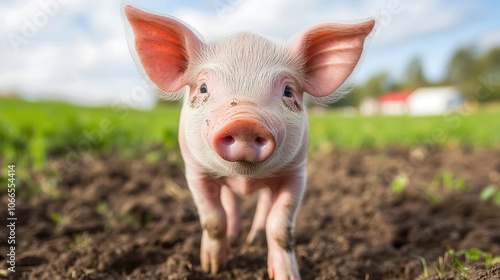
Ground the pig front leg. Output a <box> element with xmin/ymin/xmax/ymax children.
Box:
<box><xmin>247</xmin><ymin>187</ymin><xmax>272</xmax><ymax>244</ymax></box>
<box><xmin>266</xmin><ymin>173</ymin><xmax>306</xmax><ymax>280</ymax></box>
<box><xmin>185</xmin><ymin>171</ymin><xmax>230</xmax><ymax>274</ymax></box>
<box><xmin>221</xmin><ymin>186</ymin><xmax>242</xmax><ymax>244</ymax></box>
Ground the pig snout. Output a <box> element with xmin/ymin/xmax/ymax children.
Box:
<box><xmin>211</xmin><ymin>118</ymin><xmax>276</xmax><ymax>163</ymax></box>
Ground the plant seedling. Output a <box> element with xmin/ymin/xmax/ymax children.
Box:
<box><xmin>480</xmin><ymin>185</ymin><xmax>500</xmax><ymax>205</ymax></box>
<box><xmin>390</xmin><ymin>174</ymin><xmax>409</xmax><ymax>195</ymax></box>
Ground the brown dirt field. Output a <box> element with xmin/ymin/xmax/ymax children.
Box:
<box><xmin>1</xmin><ymin>147</ymin><xmax>500</xmax><ymax>280</ymax></box>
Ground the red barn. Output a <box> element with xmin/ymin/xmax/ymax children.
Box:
<box><xmin>377</xmin><ymin>90</ymin><xmax>413</xmax><ymax>115</ymax></box>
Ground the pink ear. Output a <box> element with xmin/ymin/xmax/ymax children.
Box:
<box><xmin>291</xmin><ymin>20</ymin><xmax>375</xmax><ymax>97</ymax></box>
<box><xmin>124</xmin><ymin>5</ymin><xmax>203</xmax><ymax>92</ymax></box>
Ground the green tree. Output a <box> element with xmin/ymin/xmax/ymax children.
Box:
<box><xmin>472</xmin><ymin>48</ymin><xmax>500</xmax><ymax>101</ymax></box>
<box><xmin>445</xmin><ymin>46</ymin><xmax>477</xmax><ymax>84</ymax></box>
<box><xmin>401</xmin><ymin>56</ymin><xmax>427</xmax><ymax>89</ymax></box>
<box><xmin>329</xmin><ymin>73</ymin><xmax>392</xmax><ymax>108</ymax></box>
<box><xmin>360</xmin><ymin>72</ymin><xmax>392</xmax><ymax>98</ymax></box>
<box><xmin>443</xmin><ymin>46</ymin><xmax>500</xmax><ymax>102</ymax></box>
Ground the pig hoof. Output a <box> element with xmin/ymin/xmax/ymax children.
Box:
<box><xmin>246</xmin><ymin>229</ymin><xmax>267</xmax><ymax>246</ymax></box>
<box><xmin>200</xmin><ymin>233</ymin><xmax>230</xmax><ymax>274</ymax></box>
<box><xmin>267</xmin><ymin>249</ymin><xmax>300</xmax><ymax>280</ymax></box>
<box><xmin>267</xmin><ymin>264</ymin><xmax>300</xmax><ymax>280</ymax></box>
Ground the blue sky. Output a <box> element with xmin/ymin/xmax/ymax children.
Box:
<box><xmin>1</xmin><ymin>0</ymin><xmax>499</xmax><ymax>108</ymax></box>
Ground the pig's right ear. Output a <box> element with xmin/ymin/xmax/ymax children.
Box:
<box><xmin>124</xmin><ymin>5</ymin><xmax>203</xmax><ymax>92</ymax></box>
<box><xmin>290</xmin><ymin>20</ymin><xmax>375</xmax><ymax>98</ymax></box>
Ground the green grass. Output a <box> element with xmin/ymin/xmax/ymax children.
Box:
<box><xmin>1</xmin><ymin>98</ymin><xmax>500</xmax><ymax>172</ymax></box>
<box><xmin>308</xmin><ymin>110</ymin><xmax>500</xmax><ymax>149</ymax></box>
<box><xmin>416</xmin><ymin>248</ymin><xmax>500</xmax><ymax>278</ymax></box>
<box><xmin>0</xmin><ymin>99</ymin><xmax>181</xmax><ymax>169</ymax></box>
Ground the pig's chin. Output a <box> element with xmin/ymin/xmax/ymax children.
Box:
<box><xmin>216</xmin><ymin>159</ymin><xmax>274</xmax><ymax>178</ymax></box>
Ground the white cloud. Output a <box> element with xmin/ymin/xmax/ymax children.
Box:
<box><xmin>375</xmin><ymin>1</ymin><xmax>475</xmax><ymax>45</ymax></box>
<box><xmin>165</xmin><ymin>0</ymin><xmax>473</xmax><ymax>47</ymax></box>
<box><xmin>0</xmin><ymin>0</ymin><xmax>154</xmax><ymax>108</ymax></box>
<box><xmin>172</xmin><ymin>0</ymin><xmax>373</xmax><ymax>39</ymax></box>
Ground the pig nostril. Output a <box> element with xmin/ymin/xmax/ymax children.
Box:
<box><xmin>221</xmin><ymin>135</ymin><xmax>235</xmax><ymax>145</ymax></box>
<box><xmin>212</xmin><ymin>119</ymin><xmax>276</xmax><ymax>163</ymax></box>
<box><xmin>255</xmin><ymin>137</ymin><xmax>268</xmax><ymax>146</ymax></box>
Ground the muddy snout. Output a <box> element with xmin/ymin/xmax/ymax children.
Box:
<box><xmin>211</xmin><ymin>118</ymin><xmax>276</xmax><ymax>163</ymax></box>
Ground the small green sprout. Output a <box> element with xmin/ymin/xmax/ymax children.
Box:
<box><xmin>51</xmin><ymin>212</ymin><xmax>71</xmax><ymax>226</ymax></box>
<box><xmin>437</xmin><ymin>170</ymin><xmax>468</xmax><ymax>191</ymax></box>
<box><xmin>413</xmin><ymin>255</ymin><xmax>429</xmax><ymax>278</ymax></box>
<box><xmin>417</xmin><ymin>248</ymin><xmax>500</xmax><ymax>278</ymax></box>
<box><xmin>418</xmin><ymin>186</ymin><xmax>442</xmax><ymax>205</ymax></box>
<box><xmin>67</xmin><ymin>232</ymin><xmax>91</xmax><ymax>251</ymax></box>
<box><xmin>390</xmin><ymin>174</ymin><xmax>409</xmax><ymax>195</ymax></box>
<box><xmin>480</xmin><ymin>185</ymin><xmax>500</xmax><ymax>205</ymax></box>
<box><xmin>96</xmin><ymin>201</ymin><xmax>140</xmax><ymax>229</ymax></box>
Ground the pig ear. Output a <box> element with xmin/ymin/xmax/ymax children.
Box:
<box><xmin>291</xmin><ymin>20</ymin><xmax>375</xmax><ymax>97</ymax></box>
<box><xmin>124</xmin><ymin>5</ymin><xmax>203</xmax><ymax>92</ymax></box>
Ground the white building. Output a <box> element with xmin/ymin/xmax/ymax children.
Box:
<box><xmin>407</xmin><ymin>87</ymin><xmax>464</xmax><ymax>115</ymax></box>
<box><xmin>359</xmin><ymin>87</ymin><xmax>464</xmax><ymax>116</ymax></box>
<box><xmin>359</xmin><ymin>97</ymin><xmax>379</xmax><ymax>116</ymax></box>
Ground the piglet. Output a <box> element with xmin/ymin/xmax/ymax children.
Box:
<box><xmin>123</xmin><ymin>5</ymin><xmax>374</xmax><ymax>279</ymax></box>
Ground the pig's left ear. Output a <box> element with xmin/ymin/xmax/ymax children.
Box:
<box><xmin>123</xmin><ymin>5</ymin><xmax>203</xmax><ymax>93</ymax></box>
<box><xmin>290</xmin><ymin>20</ymin><xmax>375</xmax><ymax>97</ymax></box>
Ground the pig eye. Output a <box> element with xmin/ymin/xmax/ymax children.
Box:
<box><xmin>283</xmin><ymin>85</ymin><xmax>293</xmax><ymax>98</ymax></box>
<box><xmin>199</xmin><ymin>83</ymin><xmax>208</xmax><ymax>94</ymax></box>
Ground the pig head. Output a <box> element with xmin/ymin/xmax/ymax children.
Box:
<box><xmin>124</xmin><ymin>5</ymin><xmax>374</xmax><ymax>280</ymax></box>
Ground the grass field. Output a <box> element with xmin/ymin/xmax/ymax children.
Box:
<box><xmin>1</xmin><ymin>98</ymin><xmax>499</xmax><ymax>170</ymax></box>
